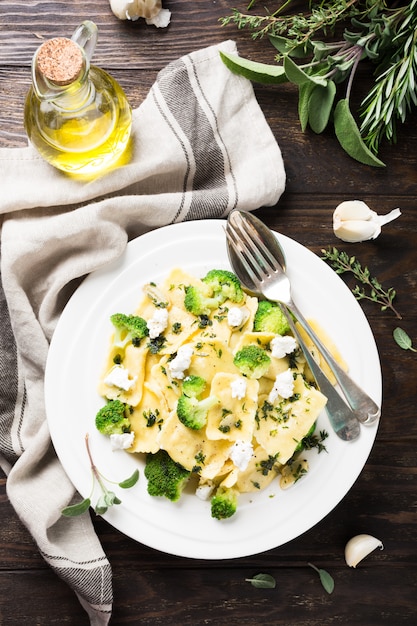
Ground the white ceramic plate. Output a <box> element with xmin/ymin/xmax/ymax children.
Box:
<box><xmin>45</xmin><ymin>219</ymin><xmax>381</xmax><ymax>560</ymax></box>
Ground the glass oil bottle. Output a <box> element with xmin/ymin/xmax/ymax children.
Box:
<box><xmin>24</xmin><ymin>21</ymin><xmax>132</xmax><ymax>178</ymax></box>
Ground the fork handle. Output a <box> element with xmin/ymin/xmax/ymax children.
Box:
<box><xmin>281</xmin><ymin>305</ymin><xmax>361</xmax><ymax>441</ymax></box>
<box><xmin>288</xmin><ymin>302</ymin><xmax>380</xmax><ymax>424</ymax></box>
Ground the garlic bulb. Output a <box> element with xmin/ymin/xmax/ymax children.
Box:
<box><xmin>333</xmin><ymin>200</ymin><xmax>401</xmax><ymax>243</ymax></box>
<box><xmin>110</xmin><ymin>0</ymin><xmax>171</xmax><ymax>27</ymax></box>
<box><xmin>345</xmin><ymin>534</ymin><xmax>384</xmax><ymax>567</ymax></box>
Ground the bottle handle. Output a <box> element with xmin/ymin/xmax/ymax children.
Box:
<box><xmin>71</xmin><ymin>20</ymin><xmax>98</xmax><ymax>62</ymax></box>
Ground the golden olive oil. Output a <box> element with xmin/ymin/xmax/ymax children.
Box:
<box><xmin>25</xmin><ymin>67</ymin><xmax>132</xmax><ymax>177</ymax></box>
<box><xmin>24</xmin><ymin>22</ymin><xmax>132</xmax><ymax>178</ymax></box>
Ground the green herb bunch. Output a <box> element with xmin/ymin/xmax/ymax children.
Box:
<box><xmin>220</xmin><ymin>0</ymin><xmax>417</xmax><ymax>166</ymax></box>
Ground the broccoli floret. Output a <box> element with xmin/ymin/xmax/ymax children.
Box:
<box><xmin>95</xmin><ymin>399</ymin><xmax>131</xmax><ymax>436</ymax></box>
<box><xmin>253</xmin><ymin>300</ymin><xmax>290</xmax><ymax>335</ymax></box>
<box><xmin>184</xmin><ymin>285</ymin><xmax>220</xmax><ymax>316</ymax></box>
<box><xmin>182</xmin><ymin>375</ymin><xmax>207</xmax><ymax>398</ymax></box>
<box><xmin>110</xmin><ymin>313</ymin><xmax>149</xmax><ymax>349</ymax></box>
<box><xmin>233</xmin><ymin>344</ymin><xmax>271</xmax><ymax>379</ymax></box>
<box><xmin>202</xmin><ymin>269</ymin><xmax>244</xmax><ymax>305</ymax></box>
<box><xmin>184</xmin><ymin>270</ymin><xmax>244</xmax><ymax>316</ymax></box>
<box><xmin>144</xmin><ymin>450</ymin><xmax>191</xmax><ymax>502</ymax></box>
<box><xmin>177</xmin><ymin>394</ymin><xmax>219</xmax><ymax>430</ymax></box>
<box><xmin>211</xmin><ymin>486</ymin><xmax>238</xmax><ymax>520</ymax></box>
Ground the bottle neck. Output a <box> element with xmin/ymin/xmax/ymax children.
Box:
<box><xmin>50</xmin><ymin>73</ymin><xmax>96</xmax><ymax>112</ymax></box>
<box><xmin>32</xmin><ymin>36</ymin><xmax>95</xmax><ymax>111</ymax></box>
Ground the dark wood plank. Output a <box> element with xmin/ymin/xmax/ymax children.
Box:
<box><xmin>1</xmin><ymin>560</ymin><xmax>415</xmax><ymax>625</ymax></box>
<box><xmin>1</xmin><ymin>1</ymin><xmax>417</xmax><ymax>624</ymax></box>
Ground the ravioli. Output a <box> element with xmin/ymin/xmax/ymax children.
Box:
<box><xmin>98</xmin><ymin>342</ymin><xmax>148</xmax><ymax>407</ymax></box>
<box><xmin>157</xmin><ymin>410</ymin><xmax>233</xmax><ymax>479</ymax></box>
<box><xmin>206</xmin><ymin>373</ymin><xmax>259</xmax><ymax>443</ymax></box>
<box><xmin>97</xmin><ymin>267</ymin><xmax>334</xmax><ymax>505</ymax></box>
<box><xmin>253</xmin><ymin>375</ymin><xmax>327</xmax><ymax>464</ymax></box>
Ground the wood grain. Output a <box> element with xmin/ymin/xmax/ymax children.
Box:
<box><xmin>1</xmin><ymin>1</ymin><xmax>417</xmax><ymax>624</ymax></box>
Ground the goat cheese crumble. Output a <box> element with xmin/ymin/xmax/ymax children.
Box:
<box><xmin>229</xmin><ymin>440</ymin><xmax>253</xmax><ymax>471</ymax></box>
<box><xmin>147</xmin><ymin>307</ymin><xmax>169</xmax><ymax>338</ymax></box>
<box><xmin>168</xmin><ymin>344</ymin><xmax>193</xmax><ymax>379</ymax></box>
<box><xmin>230</xmin><ymin>377</ymin><xmax>247</xmax><ymax>399</ymax></box>
<box><xmin>227</xmin><ymin>306</ymin><xmax>245</xmax><ymax>328</ymax></box>
<box><xmin>104</xmin><ymin>365</ymin><xmax>136</xmax><ymax>391</ymax></box>
<box><xmin>110</xmin><ymin>431</ymin><xmax>135</xmax><ymax>451</ymax></box>
<box><xmin>195</xmin><ymin>481</ymin><xmax>215</xmax><ymax>501</ymax></box>
<box><xmin>268</xmin><ymin>368</ymin><xmax>295</xmax><ymax>403</ymax></box>
<box><xmin>271</xmin><ymin>335</ymin><xmax>298</xmax><ymax>358</ymax></box>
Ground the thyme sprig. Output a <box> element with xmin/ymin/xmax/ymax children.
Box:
<box><xmin>61</xmin><ymin>433</ymin><xmax>139</xmax><ymax>517</ymax></box>
<box><xmin>321</xmin><ymin>247</ymin><xmax>402</xmax><ymax>319</ymax></box>
<box><xmin>221</xmin><ymin>0</ymin><xmax>364</xmax><ymax>43</ymax></box>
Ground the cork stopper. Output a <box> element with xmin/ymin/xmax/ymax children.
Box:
<box><xmin>36</xmin><ymin>37</ymin><xmax>83</xmax><ymax>85</ymax></box>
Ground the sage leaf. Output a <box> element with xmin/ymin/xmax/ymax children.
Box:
<box><xmin>311</xmin><ymin>40</ymin><xmax>332</xmax><ymax>61</ymax></box>
<box><xmin>318</xmin><ymin>568</ymin><xmax>335</xmax><ymax>594</ymax></box>
<box><xmin>104</xmin><ymin>491</ymin><xmax>121</xmax><ymax>507</ymax></box>
<box><xmin>298</xmin><ymin>82</ymin><xmax>315</xmax><ymax>131</ymax></box>
<box><xmin>119</xmin><ymin>468</ymin><xmax>140</xmax><ymax>489</ymax></box>
<box><xmin>61</xmin><ymin>497</ymin><xmax>91</xmax><ymax>517</ymax></box>
<box><xmin>95</xmin><ymin>495</ymin><xmax>109</xmax><ymax>515</ymax></box>
<box><xmin>308</xmin><ymin>563</ymin><xmax>334</xmax><ymax>594</ymax></box>
<box><xmin>269</xmin><ymin>34</ymin><xmax>311</xmax><ymax>58</ymax></box>
<box><xmin>393</xmin><ymin>327</ymin><xmax>416</xmax><ymax>351</ymax></box>
<box><xmin>245</xmin><ymin>573</ymin><xmax>276</xmax><ymax>589</ymax></box>
<box><xmin>219</xmin><ymin>51</ymin><xmax>288</xmax><ymax>85</ymax></box>
<box><xmin>334</xmin><ymin>99</ymin><xmax>385</xmax><ymax>167</ymax></box>
<box><xmin>308</xmin><ymin>81</ymin><xmax>336</xmax><ymax>133</ymax></box>
<box><xmin>284</xmin><ymin>56</ymin><xmax>327</xmax><ymax>87</ymax></box>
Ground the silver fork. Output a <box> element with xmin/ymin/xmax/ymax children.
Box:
<box><xmin>225</xmin><ymin>212</ymin><xmax>380</xmax><ymax>425</ymax></box>
<box><xmin>226</xmin><ymin>217</ymin><xmax>377</xmax><ymax>440</ymax></box>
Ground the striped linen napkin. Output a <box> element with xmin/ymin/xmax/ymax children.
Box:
<box><xmin>0</xmin><ymin>40</ymin><xmax>285</xmax><ymax>624</ymax></box>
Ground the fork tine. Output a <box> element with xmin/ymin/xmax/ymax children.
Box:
<box><xmin>232</xmin><ymin>212</ymin><xmax>278</xmax><ymax>277</ymax></box>
<box><xmin>225</xmin><ymin>224</ymin><xmax>263</xmax><ymax>285</ymax></box>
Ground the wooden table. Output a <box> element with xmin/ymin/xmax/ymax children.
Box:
<box><xmin>1</xmin><ymin>1</ymin><xmax>416</xmax><ymax>624</ymax></box>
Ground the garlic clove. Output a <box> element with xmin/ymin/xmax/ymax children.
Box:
<box><xmin>110</xmin><ymin>0</ymin><xmax>162</xmax><ymax>21</ymax></box>
<box><xmin>377</xmin><ymin>207</ymin><xmax>402</xmax><ymax>227</ymax></box>
<box><xmin>334</xmin><ymin>219</ymin><xmax>379</xmax><ymax>243</ymax></box>
<box><xmin>334</xmin><ymin>200</ymin><xmax>374</xmax><ymax>221</ymax></box>
<box><xmin>333</xmin><ymin>200</ymin><xmax>401</xmax><ymax>243</ymax></box>
<box><xmin>146</xmin><ymin>8</ymin><xmax>171</xmax><ymax>27</ymax></box>
<box><xmin>345</xmin><ymin>534</ymin><xmax>384</xmax><ymax>567</ymax></box>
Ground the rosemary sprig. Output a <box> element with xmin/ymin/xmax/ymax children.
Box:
<box><xmin>358</xmin><ymin>1</ymin><xmax>417</xmax><ymax>153</ymax></box>
<box><xmin>321</xmin><ymin>247</ymin><xmax>402</xmax><ymax>319</ymax></box>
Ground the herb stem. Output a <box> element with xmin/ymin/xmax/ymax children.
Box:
<box><xmin>321</xmin><ymin>247</ymin><xmax>402</xmax><ymax>319</ymax></box>
<box><xmin>85</xmin><ymin>433</ymin><xmax>111</xmax><ymax>496</ymax></box>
